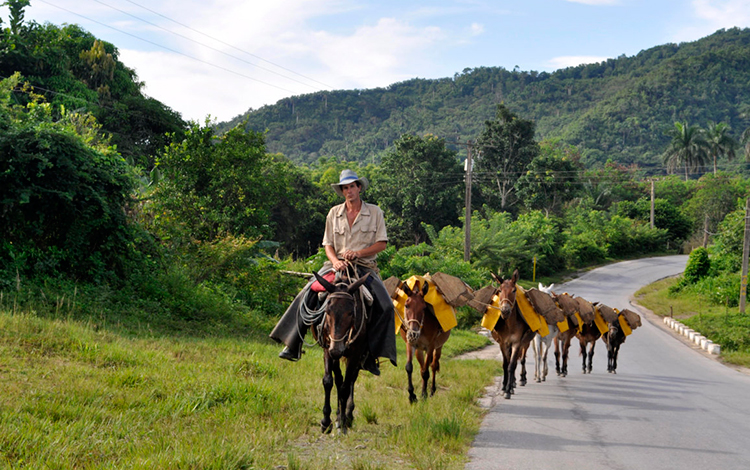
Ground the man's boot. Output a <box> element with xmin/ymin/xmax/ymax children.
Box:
<box><xmin>279</xmin><ymin>345</ymin><xmax>302</xmax><ymax>361</ymax></box>
<box><xmin>362</xmin><ymin>353</ymin><xmax>380</xmax><ymax>376</ymax></box>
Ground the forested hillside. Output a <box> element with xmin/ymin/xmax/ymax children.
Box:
<box><xmin>0</xmin><ymin>1</ymin><xmax>185</xmax><ymax>167</ymax></box>
<box><xmin>221</xmin><ymin>27</ymin><xmax>750</xmax><ymax>167</ymax></box>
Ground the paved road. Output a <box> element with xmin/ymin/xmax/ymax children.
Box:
<box><xmin>465</xmin><ymin>256</ymin><xmax>750</xmax><ymax>470</ymax></box>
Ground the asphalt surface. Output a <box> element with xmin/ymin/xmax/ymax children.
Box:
<box><xmin>463</xmin><ymin>256</ymin><xmax>750</xmax><ymax>470</ymax></box>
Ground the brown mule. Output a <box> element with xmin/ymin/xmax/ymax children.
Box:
<box><xmin>312</xmin><ymin>272</ymin><xmax>370</xmax><ymax>434</ymax></box>
<box><xmin>490</xmin><ymin>269</ymin><xmax>537</xmax><ymax>399</ymax></box>
<box><xmin>399</xmin><ymin>279</ymin><xmax>452</xmax><ymax>403</ymax></box>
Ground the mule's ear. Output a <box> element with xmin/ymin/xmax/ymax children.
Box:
<box><xmin>401</xmin><ymin>281</ymin><xmax>414</xmax><ymax>297</ymax></box>
<box><xmin>511</xmin><ymin>269</ymin><xmax>519</xmax><ymax>284</ymax></box>
<box><xmin>314</xmin><ymin>271</ymin><xmax>336</xmax><ymax>293</ymax></box>
<box><xmin>549</xmin><ymin>283</ymin><xmax>555</xmax><ymax>291</ymax></box>
<box><xmin>347</xmin><ymin>272</ymin><xmax>370</xmax><ymax>294</ymax></box>
<box><xmin>421</xmin><ymin>280</ymin><xmax>429</xmax><ymax>296</ymax></box>
<box><xmin>538</xmin><ymin>282</ymin><xmax>544</xmax><ymax>290</ymax></box>
<box><xmin>491</xmin><ymin>272</ymin><xmax>502</xmax><ymax>284</ymax></box>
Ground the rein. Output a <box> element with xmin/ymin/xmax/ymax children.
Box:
<box><xmin>319</xmin><ymin>263</ymin><xmax>369</xmax><ymax>349</ymax></box>
<box><xmin>324</xmin><ymin>291</ymin><xmax>366</xmax><ymax>348</ymax></box>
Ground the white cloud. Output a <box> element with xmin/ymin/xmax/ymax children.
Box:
<box><xmin>671</xmin><ymin>0</ymin><xmax>750</xmax><ymax>43</ymax></box>
<box><xmin>308</xmin><ymin>18</ymin><xmax>444</xmax><ymax>88</ymax></box>
<box><xmin>692</xmin><ymin>0</ymin><xmax>750</xmax><ymax>27</ymax></box>
<box><xmin>565</xmin><ymin>0</ymin><xmax>619</xmax><ymax>5</ymax></box>
<box><xmin>547</xmin><ymin>55</ymin><xmax>608</xmax><ymax>69</ymax></box>
<box><xmin>470</xmin><ymin>23</ymin><xmax>485</xmax><ymax>36</ymax></box>
<box><xmin>114</xmin><ymin>3</ymin><xmax>448</xmax><ymax>121</ymax></box>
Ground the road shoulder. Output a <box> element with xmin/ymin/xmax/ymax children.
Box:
<box><xmin>630</xmin><ymin>297</ymin><xmax>750</xmax><ymax>377</ymax></box>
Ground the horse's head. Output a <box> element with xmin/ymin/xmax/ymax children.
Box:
<box><xmin>401</xmin><ymin>279</ymin><xmax>430</xmax><ymax>345</ymax></box>
<box><xmin>314</xmin><ymin>271</ymin><xmax>370</xmax><ymax>359</ymax></box>
<box><xmin>491</xmin><ymin>269</ymin><xmax>519</xmax><ymax>319</ymax></box>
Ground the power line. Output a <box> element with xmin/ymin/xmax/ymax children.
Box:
<box><xmin>121</xmin><ymin>0</ymin><xmax>334</xmax><ymax>91</ymax></box>
<box><xmin>36</xmin><ymin>0</ymin><xmax>295</xmax><ymax>94</ymax></box>
<box><xmin>91</xmin><ymin>0</ymin><xmax>327</xmax><ymax>92</ymax></box>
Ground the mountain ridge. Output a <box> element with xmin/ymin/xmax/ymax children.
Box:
<box><xmin>218</xmin><ymin>27</ymin><xmax>750</xmax><ymax>167</ymax></box>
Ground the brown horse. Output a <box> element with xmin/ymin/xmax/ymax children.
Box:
<box><xmin>399</xmin><ymin>279</ymin><xmax>451</xmax><ymax>403</ymax></box>
<box><xmin>312</xmin><ymin>271</ymin><xmax>370</xmax><ymax>434</ymax></box>
<box><xmin>490</xmin><ymin>269</ymin><xmax>537</xmax><ymax>399</ymax></box>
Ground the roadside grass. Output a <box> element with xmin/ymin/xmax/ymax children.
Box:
<box><xmin>634</xmin><ymin>277</ymin><xmax>750</xmax><ymax>368</ymax></box>
<box><xmin>0</xmin><ymin>300</ymin><xmax>496</xmax><ymax>469</ymax></box>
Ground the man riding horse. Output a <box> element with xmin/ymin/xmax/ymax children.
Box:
<box><xmin>269</xmin><ymin>170</ymin><xmax>397</xmax><ymax>375</ymax></box>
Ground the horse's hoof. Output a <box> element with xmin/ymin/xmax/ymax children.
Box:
<box><xmin>504</xmin><ymin>392</ymin><xmax>511</xmax><ymax>399</ymax></box>
<box><xmin>409</xmin><ymin>395</ymin><xmax>417</xmax><ymax>404</ymax></box>
<box><xmin>535</xmin><ymin>378</ymin><xmax>541</xmax><ymax>383</ymax></box>
<box><xmin>321</xmin><ymin>421</ymin><xmax>332</xmax><ymax>434</ymax></box>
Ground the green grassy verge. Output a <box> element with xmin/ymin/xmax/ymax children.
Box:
<box><xmin>0</xmin><ymin>300</ymin><xmax>496</xmax><ymax>469</ymax></box>
<box><xmin>634</xmin><ymin>277</ymin><xmax>750</xmax><ymax>368</ymax></box>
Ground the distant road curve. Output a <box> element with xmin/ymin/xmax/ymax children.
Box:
<box><xmin>466</xmin><ymin>255</ymin><xmax>750</xmax><ymax>470</ymax></box>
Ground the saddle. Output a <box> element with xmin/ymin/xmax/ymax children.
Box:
<box><xmin>308</xmin><ymin>271</ymin><xmax>373</xmax><ymax>306</ymax></box>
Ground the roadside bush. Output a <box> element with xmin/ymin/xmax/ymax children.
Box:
<box><xmin>710</xmin><ymin>208</ymin><xmax>744</xmax><ymax>274</ymax></box>
<box><xmin>684</xmin><ymin>247</ymin><xmax>710</xmax><ymax>283</ymax></box>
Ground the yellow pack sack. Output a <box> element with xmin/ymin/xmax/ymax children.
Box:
<box><xmin>394</xmin><ymin>275</ymin><xmax>457</xmax><ymax>334</ymax></box>
<box><xmin>593</xmin><ymin>307</ymin><xmax>609</xmax><ymax>335</ymax></box>
<box><xmin>481</xmin><ymin>293</ymin><xmax>502</xmax><ymax>330</ymax></box>
<box><xmin>618</xmin><ymin>314</ymin><xmax>633</xmax><ymax>336</ymax></box>
<box><xmin>516</xmin><ymin>285</ymin><xmax>547</xmax><ymax>335</ymax></box>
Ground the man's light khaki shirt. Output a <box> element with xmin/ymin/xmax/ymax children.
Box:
<box><xmin>322</xmin><ymin>201</ymin><xmax>388</xmax><ymax>267</ymax></box>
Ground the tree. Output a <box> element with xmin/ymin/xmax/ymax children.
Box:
<box><xmin>476</xmin><ymin>104</ymin><xmax>539</xmax><ymax>211</ymax></box>
<box><xmin>153</xmin><ymin>120</ymin><xmax>274</xmax><ymax>242</ymax></box>
<box><xmin>663</xmin><ymin>121</ymin><xmax>708</xmax><ymax>181</ymax></box>
<box><xmin>742</xmin><ymin>125</ymin><xmax>750</xmax><ymax>160</ymax></box>
<box><xmin>515</xmin><ymin>140</ymin><xmax>582</xmax><ymax>216</ymax></box>
<box><xmin>705</xmin><ymin>121</ymin><xmax>737</xmax><ymax>175</ymax></box>
<box><xmin>0</xmin><ymin>74</ymin><xmax>138</xmax><ymax>282</ymax></box>
<box><xmin>681</xmin><ymin>173</ymin><xmax>750</xmax><ymax>243</ymax></box>
<box><xmin>371</xmin><ymin>134</ymin><xmax>463</xmax><ymax>245</ymax></box>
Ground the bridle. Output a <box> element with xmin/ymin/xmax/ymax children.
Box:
<box><xmin>321</xmin><ymin>285</ymin><xmax>367</xmax><ymax>349</ymax></box>
<box><xmin>494</xmin><ymin>284</ymin><xmax>517</xmax><ymax>319</ymax></box>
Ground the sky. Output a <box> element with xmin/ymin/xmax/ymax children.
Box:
<box><xmin>4</xmin><ymin>0</ymin><xmax>750</xmax><ymax>123</ymax></box>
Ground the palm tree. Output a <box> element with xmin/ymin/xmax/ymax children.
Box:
<box><xmin>663</xmin><ymin>121</ymin><xmax>708</xmax><ymax>181</ymax></box>
<box><xmin>705</xmin><ymin>121</ymin><xmax>737</xmax><ymax>174</ymax></box>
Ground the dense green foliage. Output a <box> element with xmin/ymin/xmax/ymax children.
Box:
<box><xmin>684</xmin><ymin>247</ymin><xmax>711</xmax><ymax>283</ymax></box>
<box><xmin>0</xmin><ymin>74</ymin><xmax>141</xmax><ymax>283</ymax></box>
<box><xmin>475</xmin><ymin>104</ymin><xmax>540</xmax><ymax>211</ymax></box>
<box><xmin>0</xmin><ymin>2</ymin><xmax>186</xmax><ymax>167</ymax></box>
<box><xmin>221</xmin><ymin>28</ymin><xmax>750</xmax><ymax>170</ymax></box>
<box><xmin>371</xmin><ymin>134</ymin><xmax>463</xmax><ymax>245</ymax></box>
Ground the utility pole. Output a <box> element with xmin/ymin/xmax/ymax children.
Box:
<box><xmin>702</xmin><ymin>214</ymin><xmax>710</xmax><ymax>248</ymax></box>
<box><xmin>464</xmin><ymin>142</ymin><xmax>473</xmax><ymax>262</ymax></box>
<box><xmin>740</xmin><ymin>197</ymin><xmax>750</xmax><ymax>313</ymax></box>
<box><xmin>650</xmin><ymin>179</ymin><xmax>655</xmax><ymax>229</ymax></box>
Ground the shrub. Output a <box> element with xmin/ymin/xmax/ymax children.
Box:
<box><xmin>684</xmin><ymin>247</ymin><xmax>710</xmax><ymax>283</ymax></box>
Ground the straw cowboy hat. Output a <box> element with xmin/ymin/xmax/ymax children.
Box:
<box><xmin>331</xmin><ymin>169</ymin><xmax>369</xmax><ymax>197</ymax></box>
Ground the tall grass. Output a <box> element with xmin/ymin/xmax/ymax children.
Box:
<box><xmin>0</xmin><ymin>293</ymin><xmax>496</xmax><ymax>469</ymax></box>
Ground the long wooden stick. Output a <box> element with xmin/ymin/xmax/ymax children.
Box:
<box><xmin>281</xmin><ymin>270</ymin><xmax>313</xmax><ymax>277</ymax></box>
